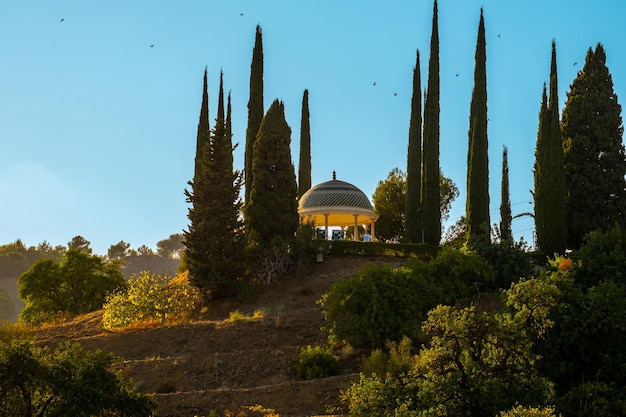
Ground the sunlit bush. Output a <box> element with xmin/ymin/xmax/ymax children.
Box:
<box><xmin>102</xmin><ymin>271</ymin><xmax>200</xmax><ymax>329</ymax></box>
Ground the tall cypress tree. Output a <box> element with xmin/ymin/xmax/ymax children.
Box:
<box><xmin>246</xmin><ymin>100</ymin><xmax>299</xmax><ymax>248</ymax></box>
<box><xmin>184</xmin><ymin>72</ymin><xmax>244</xmax><ymax>299</ymax></box>
<box><xmin>500</xmin><ymin>146</ymin><xmax>512</xmax><ymax>242</ymax></box>
<box><xmin>534</xmin><ymin>41</ymin><xmax>566</xmax><ymax>255</ymax></box>
<box><xmin>421</xmin><ymin>0</ymin><xmax>441</xmax><ymax>245</ymax></box>
<box><xmin>244</xmin><ymin>25</ymin><xmax>265</xmax><ymax>207</ymax></box>
<box><xmin>562</xmin><ymin>43</ymin><xmax>626</xmax><ymax>248</ymax></box>
<box><xmin>405</xmin><ymin>50</ymin><xmax>423</xmax><ymax>243</ymax></box>
<box><xmin>466</xmin><ymin>8</ymin><xmax>490</xmax><ymax>246</ymax></box>
<box><xmin>194</xmin><ymin>68</ymin><xmax>210</xmax><ymax>182</ymax></box>
<box><xmin>298</xmin><ymin>89</ymin><xmax>312</xmax><ymax>199</ymax></box>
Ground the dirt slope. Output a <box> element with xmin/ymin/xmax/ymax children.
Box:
<box><xmin>34</xmin><ymin>255</ymin><xmax>407</xmax><ymax>417</ymax></box>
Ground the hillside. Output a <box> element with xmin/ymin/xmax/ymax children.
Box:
<box><xmin>34</xmin><ymin>255</ymin><xmax>408</xmax><ymax>417</ymax></box>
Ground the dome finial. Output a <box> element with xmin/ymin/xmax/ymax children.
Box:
<box><xmin>332</xmin><ymin>170</ymin><xmax>336</xmax><ymax>180</ymax></box>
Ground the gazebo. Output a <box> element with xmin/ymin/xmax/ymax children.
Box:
<box><xmin>298</xmin><ymin>172</ymin><xmax>378</xmax><ymax>241</ymax></box>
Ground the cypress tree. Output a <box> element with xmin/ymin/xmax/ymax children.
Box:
<box><xmin>500</xmin><ymin>146</ymin><xmax>512</xmax><ymax>242</ymax></box>
<box><xmin>405</xmin><ymin>50</ymin><xmax>423</xmax><ymax>243</ymax></box>
<box><xmin>466</xmin><ymin>8</ymin><xmax>490</xmax><ymax>246</ymax></box>
<box><xmin>421</xmin><ymin>0</ymin><xmax>441</xmax><ymax>245</ymax></box>
<box><xmin>184</xmin><ymin>71</ymin><xmax>245</xmax><ymax>299</ymax></box>
<box><xmin>194</xmin><ymin>68</ymin><xmax>210</xmax><ymax>182</ymax></box>
<box><xmin>246</xmin><ymin>100</ymin><xmax>299</xmax><ymax>248</ymax></box>
<box><xmin>534</xmin><ymin>41</ymin><xmax>566</xmax><ymax>255</ymax></box>
<box><xmin>562</xmin><ymin>43</ymin><xmax>626</xmax><ymax>248</ymax></box>
<box><xmin>298</xmin><ymin>89</ymin><xmax>312</xmax><ymax>199</ymax></box>
<box><xmin>244</xmin><ymin>25</ymin><xmax>265</xmax><ymax>207</ymax></box>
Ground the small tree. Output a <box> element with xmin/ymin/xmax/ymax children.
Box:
<box><xmin>67</xmin><ymin>235</ymin><xmax>92</xmax><ymax>253</ymax></box>
<box><xmin>18</xmin><ymin>250</ymin><xmax>125</xmax><ymax>324</ymax></box>
<box><xmin>107</xmin><ymin>240</ymin><xmax>130</xmax><ymax>261</ymax></box>
<box><xmin>0</xmin><ymin>339</ymin><xmax>155</xmax><ymax>416</ymax></box>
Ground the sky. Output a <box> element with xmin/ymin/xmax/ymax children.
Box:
<box><xmin>1</xmin><ymin>1</ymin><xmax>625</xmax><ymax>256</ymax></box>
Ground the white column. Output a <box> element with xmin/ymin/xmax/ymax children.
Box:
<box><xmin>324</xmin><ymin>214</ymin><xmax>329</xmax><ymax>240</ymax></box>
<box><xmin>353</xmin><ymin>214</ymin><xmax>359</xmax><ymax>241</ymax></box>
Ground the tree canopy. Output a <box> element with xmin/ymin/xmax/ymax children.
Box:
<box><xmin>562</xmin><ymin>43</ymin><xmax>626</xmax><ymax>249</ymax></box>
<box><xmin>18</xmin><ymin>249</ymin><xmax>125</xmax><ymax>324</ymax></box>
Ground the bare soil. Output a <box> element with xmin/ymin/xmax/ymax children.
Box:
<box><xmin>33</xmin><ymin>255</ymin><xmax>408</xmax><ymax>417</ymax></box>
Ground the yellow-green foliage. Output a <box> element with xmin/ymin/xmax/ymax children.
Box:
<box><xmin>499</xmin><ymin>405</ymin><xmax>560</xmax><ymax>416</ymax></box>
<box><xmin>102</xmin><ymin>271</ymin><xmax>200</xmax><ymax>329</ymax></box>
<box><xmin>228</xmin><ymin>309</ymin><xmax>265</xmax><ymax>323</ymax></box>
<box><xmin>295</xmin><ymin>345</ymin><xmax>341</xmax><ymax>380</ymax></box>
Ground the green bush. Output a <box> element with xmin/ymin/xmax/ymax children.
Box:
<box><xmin>572</xmin><ymin>224</ymin><xmax>626</xmax><ymax>288</ymax></box>
<box><xmin>327</xmin><ymin>240</ymin><xmax>439</xmax><ymax>259</ymax></box>
<box><xmin>320</xmin><ymin>264</ymin><xmax>436</xmax><ymax>349</ymax></box>
<box><xmin>472</xmin><ymin>239</ymin><xmax>533</xmax><ymax>290</ymax></box>
<box><xmin>295</xmin><ymin>345</ymin><xmax>341</xmax><ymax>380</ymax></box>
<box><xmin>102</xmin><ymin>271</ymin><xmax>200</xmax><ymax>329</ymax></box>
<box><xmin>427</xmin><ymin>246</ymin><xmax>494</xmax><ymax>302</ymax></box>
<box><xmin>361</xmin><ymin>336</ymin><xmax>414</xmax><ymax>377</ymax></box>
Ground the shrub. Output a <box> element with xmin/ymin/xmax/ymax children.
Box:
<box><xmin>295</xmin><ymin>345</ymin><xmax>341</xmax><ymax>380</ymax></box>
<box><xmin>572</xmin><ymin>224</ymin><xmax>626</xmax><ymax>288</ymax></box>
<box><xmin>499</xmin><ymin>405</ymin><xmax>560</xmax><ymax>417</ymax></box>
<box><xmin>361</xmin><ymin>336</ymin><xmax>414</xmax><ymax>377</ymax></box>
<box><xmin>472</xmin><ymin>239</ymin><xmax>533</xmax><ymax>290</ymax></box>
<box><xmin>319</xmin><ymin>264</ymin><xmax>436</xmax><ymax>349</ymax></box>
<box><xmin>427</xmin><ymin>246</ymin><xmax>494</xmax><ymax>302</ymax></box>
<box><xmin>102</xmin><ymin>271</ymin><xmax>200</xmax><ymax>329</ymax></box>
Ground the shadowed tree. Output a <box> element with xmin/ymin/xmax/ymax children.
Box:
<box><xmin>67</xmin><ymin>236</ymin><xmax>92</xmax><ymax>254</ymax></box>
<box><xmin>500</xmin><ymin>146</ymin><xmax>512</xmax><ymax>242</ymax></box>
<box><xmin>562</xmin><ymin>43</ymin><xmax>626</xmax><ymax>248</ymax></box>
<box><xmin>244</xmin><ymin>25</ymin><xmax>265</xmax><ymax>207</ymax></box>
<box><xmin>466</xmin><ymin>8</ymin><xmax>490</xmax><ymax>246</ymax></box>
<box><xmin>298</xmin><ymin>89</ymin><xmax>312</xmax><ymax>199</ymax></box>
<box><xmin>194</xmin><ymin>68</ymin><xmax>210</xmax><ymax>182</ymax></box>
<box><xmin>184</xmin><ymin>72</ymin><xmax>245</xmax><ymax>299</ymax></box>
<box><xmin>534</xmin><ymin>41</ymin><xmax>566</xmax><ymax>255</ymax></box>
<box><xmin>405</xmin><ymin>50</ymin><xmax>423</xmax><ymax>243</ymax></box>
<box><xmin>422</xmin><ymin>0</ymin><xmax>441</xmax><ymax>245</ymax></box>
<box><xmin>246</xmin><ymin>100</ymin><xmax>298</xmax><ymax>248</ymax></box>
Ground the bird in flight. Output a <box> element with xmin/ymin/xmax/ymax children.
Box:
<box><xmin>394</xmin><ymin>92</ymin><xmax>397</xmax><ymax>96</ymax></box>
<box><xmin>372</xmin><ymin>81</ymin><xmax>376</xmax><ymax>86</ymax></box>
<box><xmin>60</xmin><ymin>18</ymin><xmax>64</xmax><ymax>22</ymax></box>
<box><xmin>240</xmin><ymin>12</ymin><xmax>244</xmax><ymax>16</ymax></box>
<box><xmin>150</xmin><ymin>44</ymin><xmax>154</xmax><ymax>48</ymax></box>
<box><xmin>497</xmin><ymin>33</ymin><xmax>501</xmax><ymax>37</ymax></box>
<box><xmin>455</xmin><ymin>73</ymin><xmax>459</xmax><ymax>77</ymax></box>
<box><xmin>573</xmin><ymin>62</ymin><xmax>577</xmax><ymax>66</ymax></box>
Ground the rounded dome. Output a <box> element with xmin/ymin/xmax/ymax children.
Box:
<box><xmin>298</xmin><ymin>179</ymin><xmax>378</xmax><ymax>227</ymax></box>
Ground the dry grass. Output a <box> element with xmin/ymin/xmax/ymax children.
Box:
<box><xmin>30</xmin><ymin>255</ymin><xmax>408</xmax><ymax>417</ymax></box>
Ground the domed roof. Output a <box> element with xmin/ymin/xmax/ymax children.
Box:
<box><xmin>299</xmin><ymin>180</ymin><xmax>374</xmax><ymax>211</ymax></box>
<box><xmin>298</xmin><ymin>178</ymin><xmax>378</xmax><ymax>227</ymax></box>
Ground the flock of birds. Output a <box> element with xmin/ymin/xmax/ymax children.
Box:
<box><xmin>57</xmin><ymin>15</ymin><xmax>581</xmax><ymax>95</ymax></box>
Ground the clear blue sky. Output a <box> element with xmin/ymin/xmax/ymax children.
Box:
<box><xmin>1</xmin><ymin>1</ymin><xmax>625</xmax><ymax>255</ymax></box>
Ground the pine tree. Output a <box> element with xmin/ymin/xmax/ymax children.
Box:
<box><xmin>534</xmin><ymin>41</ymin><xmax>566</xmax><ymax>255</ymax></box>
<box><xmin>562</xmin><ymin>43</ymin><xmax>626</xmax><ymax>248</ymax></box>
<box><xmin>184</xmin><ymin>72</ymin><xmax>245</xmax><ymax>299</ymax></box>
<box><xmin>466</xmin><ymin>8</ymin><xmax>490</xmax><ymax>246</ymax></box>
<box><xmin>298</xmin><ymin>89</ymin><xmax>312</xmax><ymax>199</ymax></box>
<box><xmin>246</xmin><ymin>100</ymin><xmax>299</xmax><ymax>248</ymax></box>
<box><xmin>421</xmin><ymin>0</ymin><xmax>441</xmax><ymax>245</ymax></box>
<box><xmin>500</xmin><ymin>146</ymin><xmax>512</xmax><ymax>242</ymax></box>
<box><xmin>244</xmin><ymin>25</ymin><xmax>265</xmax><ymax>207</ymax></box>
<box><xmin>405</xmin><ymin>50</ymin><xmax>423</xmax><ymax>243</ymax></box>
